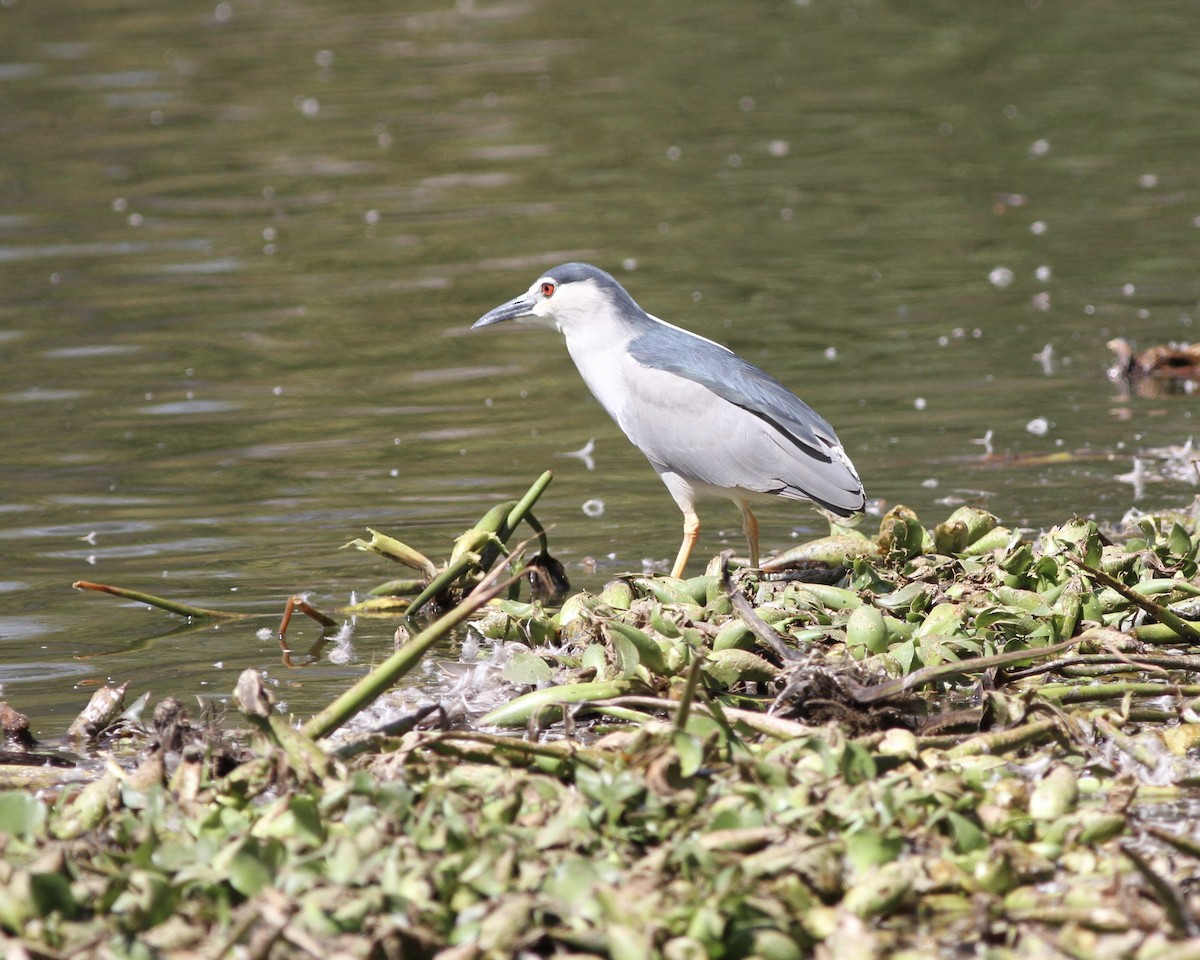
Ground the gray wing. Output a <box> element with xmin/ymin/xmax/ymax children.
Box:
<box><xmin>626</xmin><ymin>325</ymin><xmax>865</xmax><ymax>514</ymax></box>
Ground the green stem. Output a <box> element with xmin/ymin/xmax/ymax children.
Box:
<box><xmin>945</xmin><ymin>718</ymin><xmax>1060</xmax><ymax>757</ymax></box>
<box><xmin>1075</xmin><ymin>557</ymin><xmax>1200</xmax><ymax>643</ymax></box>
<box><xmin>408</xmin><ymin>471</ymin><xmax>555</xmax><ymax>614</ymax></box>
<box><xmin>477</xmin><ymin>470</ymin><xmax>555</xmax><ymax>569</ymax></box>
<box><xmin>1035</xmin><ymin>682</ymin><xmax>1200</xmax><ymax>703</ymax></box>
<box><xmin>849</xmin><ymin>636</ymin><xmax>1082</xmax><ymax>704</ymax></box>
<box><xmin>302</xmin><ymin>570</ymin><xmax>513</xmax><ymax>740</ymax></box>
<box><xmin>72</xmin><ymin>580</ymin><xmax>255</xmax><ymax>620</ymax></box>
<box><xmin>425</xmin><ymin>730</ymin><xmax>605</xmax><ymax>770</ymax></box>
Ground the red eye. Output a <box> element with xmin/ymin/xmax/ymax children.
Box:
<box><xmin>540</xmin><ymin>281</ymin><xmax>556</xmax><ymax>298</ymax></box>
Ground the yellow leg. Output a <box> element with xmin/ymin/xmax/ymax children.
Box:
<box><xmin>670</xmin><ymin>511</ymin><xmax>700</xmax><ymax>579</ymax></box>
<box><xmin>738</xmin><ymin>503</ymin><xmax>760</xmax><ymax>569</ymax></box>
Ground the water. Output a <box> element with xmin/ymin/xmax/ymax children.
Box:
<box><xmin>1</xmin><ymin>0</ymin><xmax>1198</xmax><ymax>737</ymax></box>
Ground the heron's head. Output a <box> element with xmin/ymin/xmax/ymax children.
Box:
<box><xmin>472</xmin><ymin>262</ymin><xmax>646</xmax><ymax>336</ymax></box>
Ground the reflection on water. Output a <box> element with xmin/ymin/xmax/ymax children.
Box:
<box><xmin>0</xmin><ymin>0</ymin><xmax>1198</xmax><ymax>734</ymax></box>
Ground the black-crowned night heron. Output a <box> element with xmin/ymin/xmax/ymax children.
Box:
<box><xmin>473</xmin><ymin>262</ymin><xmax>866</xmax><ymax>578</ymax></box>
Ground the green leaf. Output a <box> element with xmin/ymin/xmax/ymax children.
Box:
<box><xmin>29</xmin><ymin>871</ymin><xmax>79</xmax><ymax>919</ymax></box>
<box><xmin>888</xmin><ymin>639</ymin><xmax>916</xmax><ymax>673</ymax></box>
<box><xmin>227</xmin><ymin>838</ymin><xmax>283</xmax><ymax>897</ymax></box>
<box><xmin>608</xmin><ymin>629</ymin><xmax>641</xmax><ymax>677</ymax></box>
<box><xmin>1169</xmin><ymin>521</ymin><xmax>1193</xmax><ymax>559</ymax></box>
<box><xmin>844</xmin><ymin>828</ymin><xmax>903</xmax><ymax>871</ymax></box>
<box><xmin>0</xmin><ymin>791</ymin><xmax>45</xmax><ymax>839</ymax></box>
<box><xmin>944</xmin><ymin>810</ymin><xmax>988</xmax><ymax>853</ymax></box>
<box><xmin>500</xmin><ymin>651</ymin><xmax>554</xmax><ymax>686</ymax></box>
<box><xmin>839</xmin><ymin>742</ymin><xmax>878</xmax><ymax>785</ymax></box>
<box><xmin>673</xmin><ymin>730</ymin><xmax>704</xmax><ymax>778</ymax></box>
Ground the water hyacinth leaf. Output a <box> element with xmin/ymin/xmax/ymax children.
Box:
<box><xmin>748</xmin><ymin>930</ymin><xmax>806</xmax><ymax>960</ymax></box>
<box><xmin>703</xmin><ymin>576</ymin><xmax>733</xmax><ymax>607</ymax></box>
<box><xmin>610</xmin><ymin>629</ymin><xmax>642</xmax><ymax>677</ymax></box>
<box><xmin>679</xmin><ymin>626</ymin><xmax>706</xmax><ymax>650</ymax></box>
<box><xmin>481</xmin><ymin>896</ymin><xmax>542</xmax><ymax>953</ymax></box>
<box><xmin>795</xmin><ymin>582</ymin><xmax>862</xmax><ymax>611</ymax></box>
<box><xmin>960</xmin><ymin>525</ymin><xmax>1014</xmax><ymax>556</ymax></box>
<box><xmin>223</xmin><ymin>837</ymin><xmax>285</xmax><ymax>898</ymax></box>
<box><xmin>51</xmin><ymin>771</ymin><xmax>121</xmax><ymax>839</ymax></box>
<box><xmin>660</xmin><ymin>641</ymin><xmax>687</xmax><ymax>675</ymax></box>
<box><xmin>342</xmin><ymin>528</ymin><xmax>437</xmax><ymax>579</ymax></box>
<box><xmin>844</xmin><ymin>829</ymin><xmax>904</xmax><ymax>871</ymax></box>
<box><xmin>1029</xmin><ymin>765</ymin><xmax>1078</xmax><ymax>821</ymax></box>
<box><xmin>28</xmin><ymin>871</ymin><xmax>80</xmax><ymax>920</ymax></box>
<box><xmin>681</xmin><ymin>712</ymin><xmax>725</xmax><ymax>744</ymax></box>
<box><xmin>1052</xmin><ymin>518</ymin><xmax>1105</xmax><ymax>568</ymax></box>
<box><xmin>1081</xmin><ymin>589</ymin><xmax>1106</xmax><ymax>624</ymax></box>
<box><xmin>943</xmin><ymin>810</ymin><xmax>988</xmax><ymax>854</ymax></box>
<box><xmin>883</xmin><ymin>615</ymin><xmax>915</xmax><ymax>642</ymax></box>
<box><xmin>478</xmin><ymin>679</ymin><xmax>644</xmax><ymax>727</ymax></box>
<box><xmin>943</xmin><ymin>505</ymin><xmax>999</xmax><ymax>541</ymax></box>
<box><xmin>842</xmin><ymin>861</ymin><xmax>913</xmax><ymax>920</ymax></box>
<box><xmin>705</xmin><ymin>648</ymin><xmax>781</xmax><ymax>687</ymax></box>
<box><xmin>673</xmin><ymin>730</ymin><xmax>705</xmax><ymax>778</ymax></box>
<box><xmin>110</xmin><ymin>871</ymin><xmax>176</xmax><ymax>929</ymax></box>
<box><xmin>872</xmin><ymin>581</ymin><xmax>929</xmax><ymax>614</ymax></box>
<box><xmin>558</xmin><ymin>593</ymin><xmax>599</xmax><ymax>641</ymax></box>
<box><xmin>933</xmin><ymin>519</ymin><xmax>970</xmax><ymax>556</ymax></box>
<box><xmin>762</xmin><ymin>533</ymin><xmax>880</xmax><ymax>570</ymax></box>
<box><xmin>972</xmin><ymin>606</ymin><xmax>1027</xmax><ymax>633</ymax></box>
<box><xmin>1000</xmin><ymin>541</ymin><xmax>1035</xmax><ymax>578</ymax></box>
<box><xmin>879</xmin><ymin>505</ymin><xmax>927</xmax><ymax>561</ymax></box>
<box><xmin>152</xmin><ymin>836</ymin><xmax>216</xmax><ymax>872</ymax></box>
<box><xmin>630</xmin><ymin>576</ymin><xmax>693</xmax><ymax>605</ymax></box>
<box><xmin>991</xmin><ymin>587</ymin><xmax>1053</xmax><ymax>617</ymax></box>
<box><xmin>1076</xmin><ymin>812</ymin><xmax>1128</xmax><ymax>845</ymax></box>
<box><xmin>1029</xmin><ymin>554</ymin><xmax>1061</xmax><ymax>581</ymax></box>
<box><xmin>0</xmin><ymin>874</ymin><xmax>33</xmax><ymax>931</ymax></box>
<box><xmin>851</xmin><ymin>556</ymin><xmax>897</xmax><ymax>594</ymax></box>
<box><xmin>1052</xmin><ymin>579</ymin><xmax>1086</xmax><ymax>638</ymax></box>
<box><xmin>604</xmin><ymin>620</ymin><xmax>669</xmax><ymax>675</ymax></box>
<box><xmin>449</xmin><ymin>501</ymin><xmax>512</xmax><ymax>567</ymax></box>
<box><xmin>704</xmin><ymin>593</ymin><xmax>733</xmax><ymax>618</ymax></box>
<box><xmin>683</xmin><ymin>904</ymin><xmax>726</xmax><ymax>953</ymax></box>
<box><xmin>839</xmin><ymin>742</ymin><xmax>877</xmax><ymax>785</ymax></box>
<box><xmin>1162</xmin><ymin>724</ymin><xmax>1200</xmax><ymax>756</ymax></box>
<box><xmin>972</xmin><ymin>847</ymin><xmax>1022</xmax><ymax>895</ymax></box>
<box><xmin>598</xmin><ymin>579</ymin><xmax>634</xmax><ymax>610</ymax></box>
<box><xmin>712</xmin><ymin>620</ymin><xmax>755</xmax><ymax>652</ymax></box>
<box><xmin>888</xmin><ymin>639</ymin><xmax>917</xmax><ymax>674</ymax></box>
<box><xmin>501</xmin><ymin>651</ymin><xmax>555</xmax><ymax>686</ymax></box>
<box><xmin>680</xmin><ymin>575</ymin><xmax>716</xmax><ymax>606</ymax></box>
<box><xmin>647</xmin><ymin>607</ymin><xmax>683</xmax><ymax>640</ymax></box>
<box><xmin>0</xmin><ymin>791</ymin><xmax>45</xmax><ymax>839</ymax></box>
<box><xmin>1168</xmin><ymin>521</ymin><xmax>1194</xmax><ymax>560</ymax></box>
<box><xmin>913</xmin><ymin>603</ymin><xmax>964</xmax><ymax>638</ymax></box>
<box><xmin>877</xmin><ymin>728</ymin><xmax>919</xmax><ymax>760</ymax></box>
<box><xmin>918</xmin><ymin>634</ymin><xmax>950</xmax><ymax>669</ymax></box>
<box><xmin>352</xmin><ymin>593</ymin><xmax>417</xmax><ymax>613</ymax></box>
<box><xmin>845</xmin><ymin>604</ymin><xmax>889</xmax><ymax>654</ymax></box>
<box><xmin>581</xmin><ymin>643</ymin><xmax>608</xmax><ymax>675</ymax></box>
<box><xmin>365</xmin><ymin>577</ymin><xmax>427</xmax><ymax>598</ymax></box>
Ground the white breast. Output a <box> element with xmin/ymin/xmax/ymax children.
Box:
<box><xmin>560</xmin><ymin>320</ymin><xmax>636</xmax><ymax>431</ymax></box>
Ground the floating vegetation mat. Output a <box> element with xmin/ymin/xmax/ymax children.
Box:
<box><xmin>4</xmin><ymin>491</ymin><xmax>1200</xmax><ymax>958</ymax></box>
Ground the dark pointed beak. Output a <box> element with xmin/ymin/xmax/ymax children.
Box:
<box><xmin>472</xmin><ymin>294</ymin><xmax>537</xmax><ymax>329</ymax></box>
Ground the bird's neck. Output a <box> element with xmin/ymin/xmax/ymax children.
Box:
<box><xmin>560</xmin><ymin>320</ymin><xmax>637</xmax><ymax>423</ymax></box>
